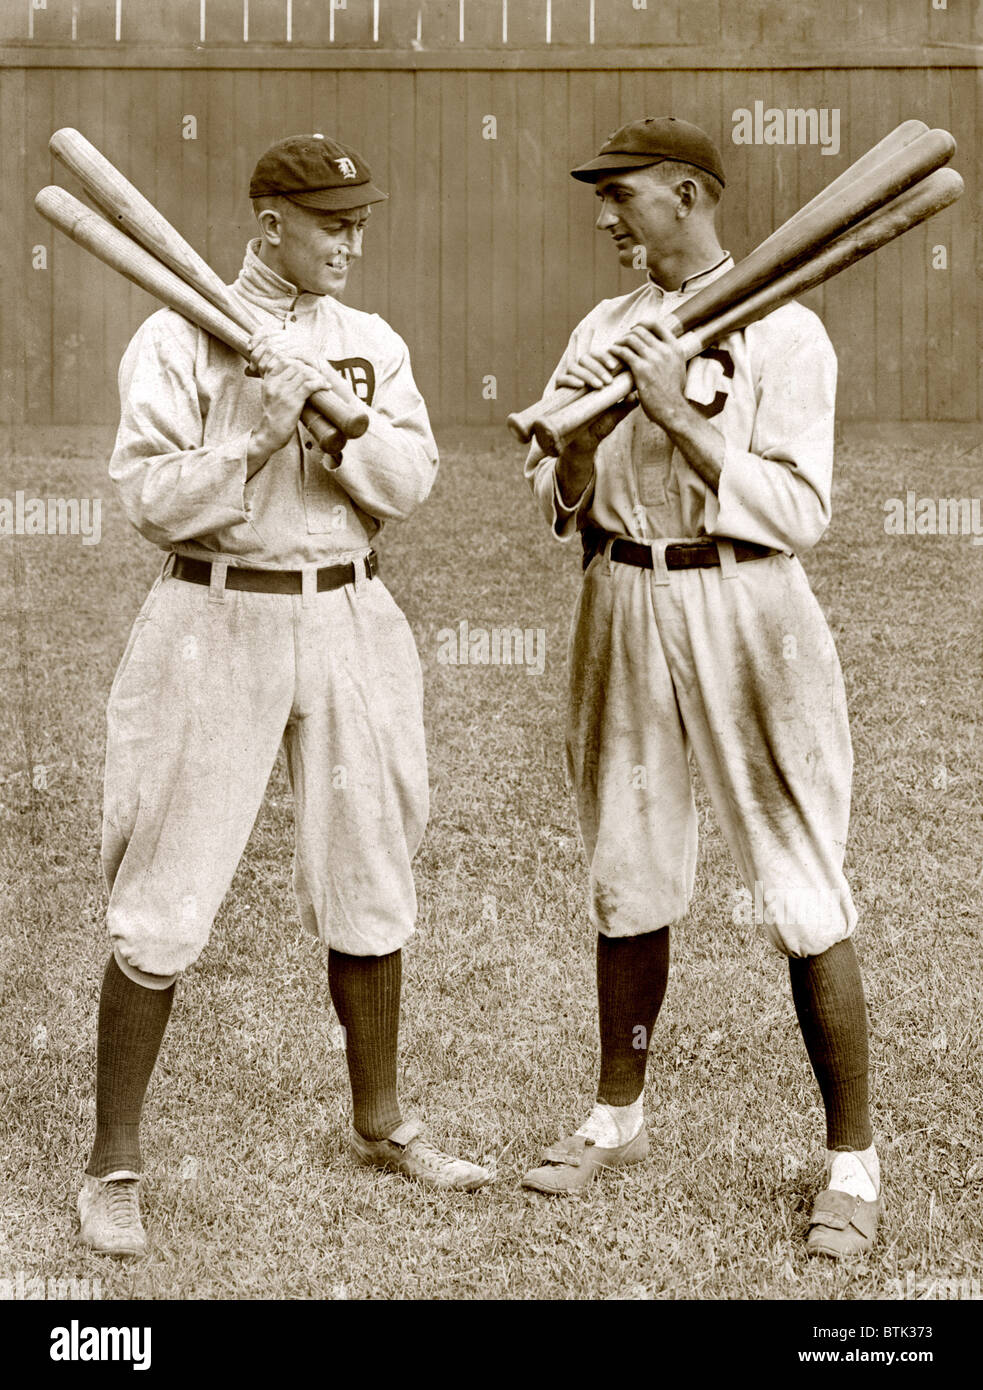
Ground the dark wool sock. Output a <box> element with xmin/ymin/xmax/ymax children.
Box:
<box><xmin>596</xmin><ymin>927</ymin><xmax>670</xmax><ymax>1107</ymax></box>
<box><xmin>328</xmin><ymin>948</ymin><xmax>403</xmax><ymax>1142</ymax></box>
<box><xmin>86</xmin><ymin>955</ymin><xmax>175</xmax><ymax>1178</ymax></box>
<box><xmin>789</xmin><ymin>937</ymin><xmax>873</xmax><ymax>1152</ymax></box>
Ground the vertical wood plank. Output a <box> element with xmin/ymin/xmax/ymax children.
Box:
<box><xmin>615</xmin><ymin>66</ymin><xmax>647</xmax><ymax>297</ymax></box>
<box><xmin>0</xmin><ymin>70</ymin><xmax>27</xmax><ymax>423</ymax></box>
<box><xmin>466</xmin><ymin>70</ymin><xmax>493</xmax><ymax>422</ymax></box>
<box><xmin>98</xmin><ymin>67</ymin><xmax>132</xmax><ymax>422</ymax></box>
<box><xmin>204</xmin><ymin>71</ymin><xmax>237</xmax><ymax>283</ymax></box>
<box><xmin>333</xmin><ymin>69</ymin><xmax>367</xmax><ymax>307</ymax></box>
<box><xmin>825</xmin><ymin>68</ymin><xmax>877</xmax><ymax>417</ymax></box>
<box><xmin>515</xmin><ymin>70</ymin><xmax>545</xmax><ymax>414</ymax></box>
<box><xmin>438</xmin><ymin>70</ymin><xmax>466</xmax><ymax>420</ymax></box>
<box><xmin>368</xmin><ymin>68</ymin><xmax>395</xmax><ymax>322</ymax></box>
<box><xmin>591</xmin><ymin>68</ymin><xmax>621</xmax><ymax>306</ymax></box>
<box><xmin>540</xmin><ymin>70</ymin><xmax>570</xmax><ymax>384</ymax></box>
<box><xmin>24</xmin><ymin>67</ymin><xmax>53</xmax><ymax>424</ymax></box>
<box><xmin>74</xmin><ymin>67</ymin><xmax>107</xmax><ymax>423</ymax></box>
<box><xmin>411</xmin><ymin>70</ymin><xmax>441</xmax><ymax>414</ymax></box>
<box><xmin>925</xmin><ymin>65</ymin><xmax>954</xmax><ymax>419</ymax></box>
<box><xmin>943</xmin><ymin>66</ymin><xmax>975</xmax><ymax>420</ymax></box>
<box><xmin>897</xmin><ymin>68</ymin><xmax>928</xmax><ymax>420</ymax></box>
<box><xmin>386</xmin><ymin>69</ymin><xmax>416</xmax><ymax>341</ymax></box>
<box><xmin>489</xmin><ymin>71</ymin><xmax>518</xmax><ymax>424</ymax></box>
<box><xmin>976</xmin><ymin>52</ymin><xmax>983</xmax><ymax>421</ymax></box>
<box><xmin>565</xmin><ymin>71</ymin><xmax>596</xmax><ymax>338</ymax></box>
<box><xmin>873</xmin><ymin>71</ymin><xmax>903</xmax><ymax>421</ymax></box>
<box><xmin>178</xmin><ymin>69</ymin><xmax>211</xmax><ymax>286</ymax></box>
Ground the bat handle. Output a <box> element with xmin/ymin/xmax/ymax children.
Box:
<box><xmin>300</xmin><ymin>404</ymin><xmax>348</xmax><ymax>456</ymax></box>
<box><xmin>306</xmin><ymin>387</ymin><xmax>369</xmax><ymax>440</ymax></box>
<box><xmin>531</xmin><ymin>372</ymin><xmax>634</xmax><ymax>455</ymax></box>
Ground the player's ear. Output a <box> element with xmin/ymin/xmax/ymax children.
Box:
<box><xmin>674</xmin><ymin>178</ymin><xmax>699</xmax><ymax>217</ymax></box>
<box><xmin>254</xmin><ymin>199</ymin><xmax>284</xmax><ymax>246</ymax></box>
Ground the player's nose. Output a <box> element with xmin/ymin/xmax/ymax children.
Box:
<box><xmin>595</xmin><ymin>199</ymin><xmax>619</xmax><ymax>232</ymax></box>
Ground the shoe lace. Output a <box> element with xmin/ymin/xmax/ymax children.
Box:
<box><xmin>104</xmin><ymin>1179</ymin><xmax>141</xmax><ymax>1228</ymax></box>
<box><xmin>407</xmin><ymin>1137</ymin><xmax>467</xmax><ymax>1175</ymax></box>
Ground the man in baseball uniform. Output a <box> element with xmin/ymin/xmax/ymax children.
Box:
<box><xmin>79</xmin><ymin>134</ymin><xmax>490</xmax><ymax>1257</ymax></box>
<box><xmin>522</xmin><ymin>118</ymin><xmax>880</xmax><ymax>1257</ymax></box>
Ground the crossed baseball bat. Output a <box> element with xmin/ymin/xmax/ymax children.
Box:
<box><xmin>508</xmin><ymin>121</ymin><xmax>963</xmax><ymax>455</ymax></box>
<box><xmin>35</xmin><ymin>129</ymin><xmax>372</xmax><ymax>454</ymax></box>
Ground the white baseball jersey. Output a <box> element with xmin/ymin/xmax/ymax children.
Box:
<box><xmin>525</xmin><ymin>255</ymin><xmax>837</xmax><ymax>555</ymax></box>
<box><xmin>526</xmin><ymin>259</ymin><xmax>857</xmax><ymax>957</ymax></box>
<box><xmin>104</xmin><ymin>241</ymin><xmax>435</xmax><ymax>976</ymax></box>
<box><xmin>112</xmin><ymin>238</ymin><xmax>437</xmax><ymax>567</ymax></box>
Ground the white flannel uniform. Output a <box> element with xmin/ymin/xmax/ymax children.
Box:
<box><xmin>104</xmin><ymin>241</ymin><xmax>438</xmax><ymax>976</ymax></box>
<box><xmin>526</xmin><ymin>258</ymin><xmax>856</xmax><ymax>957</ymax></box>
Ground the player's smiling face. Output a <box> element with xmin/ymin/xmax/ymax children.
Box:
<box><xmin>259</xmin><ymin>199</ymin><xmax>371</xmax><ymax>296</ymax></box>
<box><xmin>594</xmin><ymin>168</ymin><xmax>683</xmax><ymax>271</ymax></box>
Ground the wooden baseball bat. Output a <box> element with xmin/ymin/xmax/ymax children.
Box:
<box><xmin>531</xmin><ymin>167</ymin><xmax>963</xmax><ymax>456</ymax></box>
<box><xmin>48</xmin><ymin>127</ymin><xmax>370</xmax><ymax>444</ymax></box>
<box><xmin>660</xmin><ymin>127</ymin><xmax>954</xmax><ymax>337</ymax></box>
<box><xmin>752</xmin><ymin>118</ymin><xmax>928</xmax><ymax>254</ymax></box>
<box><xmin>507</xmin><ymin>120</ymin><xmax>934</xmax><ymax>443</ymax></box>
<box><xmin>35</xmin><ymin>185</ymin><xmax>347</xmax><ymax>453</ymax></box>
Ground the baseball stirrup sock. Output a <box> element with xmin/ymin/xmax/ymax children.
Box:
<box><xmin>86</xmin><ymin>954</ymin><xmax>175</xmax><ymax>1179</ymax></box>
<box><xmin>328</xmin><ymin>948</ymin><xmax>403</xmax><ymax>1142</ymax></box>
<box><xmin>788</xmin><ymin>937</ymin><xmax>873</xmax><ymax>1152</ymax></box>
<box><xmin>596</xmin><ymin>927</ymin><xmax>670</xmax><ymax>1107</ymax></box>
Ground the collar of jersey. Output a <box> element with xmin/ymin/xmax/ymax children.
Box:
<box><xmin>233</xmin><ymin>239</ymin><xmax>310</xmax><ymax>316</ymax></box>
<box><xmin>646</xmin><ymin>252</ymin><xmax>734</xmax><ymax>301</ymax></box>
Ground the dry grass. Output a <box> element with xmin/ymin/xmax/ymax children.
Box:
<box><xmin>0</xmin><ymin>425</ymin><xmax>980</xmax><ymax>1302</ymax></box>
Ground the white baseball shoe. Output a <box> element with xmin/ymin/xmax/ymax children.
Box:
<box><xmin>350</xmin><ymin>1119</ymin><xmax>493</xmax><ymax>1192</ymax></box>
<box><xmin>78</xmin><ymin>1172</ymin><xmax>147</xmax><ymax>1255</ymax></box>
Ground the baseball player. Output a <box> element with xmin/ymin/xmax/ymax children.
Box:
<box><xmin>79</xmin><ymin>134</ymin><xmax>491</xmax><ymax>1257</ymax></box>
<box><xmin>521</xmin><ymin>118</ymin><xmax>880</xmax><ymax>1257</ymax></box>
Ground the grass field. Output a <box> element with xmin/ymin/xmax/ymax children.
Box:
<box><xmin>0</xmin><ymin>424</ymin><xmax>980</xmax><ymax>1301</ymax></box>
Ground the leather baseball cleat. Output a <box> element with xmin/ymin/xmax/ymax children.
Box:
<box><xmin>350</xmin><ymin>1119</ymin><xmax>493</xmax><ymax>1192</ymax></box>
<box><xmin>78</xmin><ymin>1172</ymin><xmax>147</xmax><ymax>1256</ymax></box>
<box><xmin>806</xmin><ymin>1187</ymin><xmax>883</xmax><ymax>1258</ymax></box>
<box><xmin>522</xmin><ymin>1128</ymin><xmax>649</xmax><ymax>1194</ymax></box>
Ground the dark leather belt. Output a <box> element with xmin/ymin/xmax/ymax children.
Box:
<box><xmin>581</xmin><ymin>526</ymin><xmax>780</xmax><ymax>572</ymax></box>
<box><xmin>170</xmin><ymin>550</ymin><xmax>378</xmax><ymax>594</ymax></box>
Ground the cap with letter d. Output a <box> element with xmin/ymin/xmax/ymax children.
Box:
<box><xmin>249</xmin><ymin>133</ymin><xmax>389</xmax><ymax>210</ymax></box>
<box><xmin>570</xmin><ymin>116</ymin><xmax>725</xmax><ymax>187</ymax></box>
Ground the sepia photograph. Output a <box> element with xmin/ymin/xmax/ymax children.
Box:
<box><xmin>0</xmin><ymin>0</ymin><xmax>980</xmax><ymax>1345</ymax></box>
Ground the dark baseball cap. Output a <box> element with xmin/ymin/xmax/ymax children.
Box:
<box><xmin>571</xmin><ymin>116</ymin><xmax>725</xmax><ymax>187</ymax></box>
<box><xmin>249</xmin><ymin>133</ymin><xmax>388</xmax><ymax>211</ymax></box>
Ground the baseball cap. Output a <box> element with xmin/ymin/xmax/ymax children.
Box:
<box><xmin>249</xmin><ymin>133</ymin><xmax>388</xmax><ymax>211</ymax></box>
<box><xmin>570</xmin><ymin>116</ymin><xmax>725</xmax><ymax>187</ymax></box>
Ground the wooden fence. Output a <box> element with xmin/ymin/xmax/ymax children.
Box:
<box><xmin>1</xmin><ymin>0</ymin><xmax>980</xmax><ymax>424</ymax></box>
